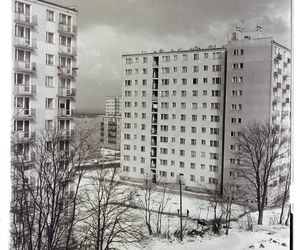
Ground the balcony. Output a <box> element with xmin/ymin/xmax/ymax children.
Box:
<box><xmin>273</xmin><ymin>96</ymin><xmax>281</xmax><ymax>102</ymax></box>
<box><xmin>275</xmin><ymin>53</ymin><xmax>282</xmax><ymax>61</ymax></box>
<box><xmin>12</xmin><ymin>152</ymin><xmax>35</xmax><ymax>164</ymax></box>
<box><xmin>14</xmin><ymin>37</ymin><xmax>37</xmax><ymax>50</ymax></box>
<box><xmin>14</xmin><ymin>61</ymin><xmax>36</xmax><ymax>73</ymax></box>
<box><xmin>14</xmin><ymin>108</ymin><xmax>36</xmax><ymax>119</ymax></box>
<box><xmin>57</xmin><ymin>108</ymin><xmax>76</xmax><ymax>118</ymax></box>
<box><xmin>58</xmin><ymin>46</ymin><xmax>77</xmax><ymax>57</ymax></box>
<box><xmin>272</xmin><ymin>110</ymin><xmax>280</xmax><ymax>117</ymax></box>
<box><xmin>150</xmin><ymin>159</ymin><xmax>157</xmax><ymax>168</ymax></box>
<box><xmin>13</xmin><ymin>131</ymin><xmax>36</xmax><ymax>141</ymax></box>
<box><xmin>58</xmin><ymin>24</ymin><xmax>77</xmax><ymax>36</ymax></box>
<box><xmin>57</xmin><ymin>88</ymin><xmax>76</xmax><ymax>98</ymax></box>
<box><xmin>57</xmin><ymin>66</ymin><xmax>77</xmax><ymax>78</ymax></box>
<box><xmin>14</xmin><ymin>12</ymin><xmax>37</xmax><ymax>26</ymax></box>
<box><xmin>14</xmin><ymin>85</ymin><xmax>36</xmax><ymax>96</ymax></box>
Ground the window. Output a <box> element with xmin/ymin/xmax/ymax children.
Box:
<box><xmin>191</xmin><ymin>139</ymin><xmax>197</xmax><ymax>145</ymax></box>
<box><xmin>192</xmin><ymin>90</ymin><xmax>198</xmax><ymax>97</ymax></box>
<box><xmin>45</xmin><ymin>120</ymin><xmax>53</xmax><ymax>130</ymax></box>
<box><xmin>181</xmin><ymin>90</ymin><xmax>187</xmax><ymax>97</ymax></box>
<box><xmin>212</xmin><ymin>77</ymin><xmax>221</xmax><ymax>84</ymax></box>
<box><xmin>125</xmin><ymin>69</ymin><xmax>132</xmax><ymax>75</ymax></box>
<box><xmin>203</xmin><ymin>65</ymin><xmax>208</xmax><ymax>71</ymax></box>
<box><xmin>192</xmin><ymin>115</ymin><xmax>197</xmax><ymax>121</ymax></box>
<box><xmin>182</xmin><ymin>54</ymin><xmax>188</xmax><ymax>61</ymax></box>
<box><xmin>143</xmin><ymin>57</ymin><xmax>148</xmax><ymax>63</ymax></box>
<box><xmin>46</xmin><ymin>32</ymin><xmax>54</xmax><ymax>43</ymax></box>
<box><xmin>181</xmin><ymin>114</ymin><xmax>186</xmax><ymax>121</ymax></box>
<box><xmin>194</xmin><ymin>53</ymin><xmax>199</xmax><ymax>60</ymax></box>
<box><xmin>232</xmin><ymin>76</ymin><xmax>244</xmax><ymax>83</ymax></box>
<box><xmin>231</xmin><ymin>90</ymin><xmax>243</xmax><ymax>96</ymax></box>
<box><xmin>232</xmin><ymin>63</ymin><xmax>244</xmax><ymax>69</ymax></box>
<box><xmin>182</xmin><ymin>78</ymin><xmax>187</xmax><ymax>85</ymax></box>
<box><xmin>191</xmin><ymin>127</ymin><xmax>197</xmax><ymax>133</ymax></box>
<box><xmin>203</xmin><ymin>78</ymin><xmax>208</xmax><ymax>83</ymax></box>
<box><xmin>202</xmin><ymin>115</ymin><xmax>207</xmax><ymax>121</ymax></box>
<box><xmin>124</xmin><ymin>134</ymin><xmax>131</xmax><ymax>140</ymax></box>
<box><xmin>59</xmin><ymin>35</ymin><xmax>71</xmax><ymax>47</ymax></box>
<box><xmin>201</xmin><ymin>140</ymin><xmax>206</xmax><ymax>145</ymax></box>
<box><xmin>212</xmin><ymin>65</ymin><xmax>221</xmax><ymax>72</ymax></box>
<box><xmin>162</xmin><ymin>56</ymin><xmax>170</xmax><ymax>62</ymax></box>
<box><xmin>203</xmin><ymin>90</ymin><xmax>207</xmax><ymax>96</ymax></box>
<box><xmin>211</xmin><ymin>115</ymin><xmax>220</xmax><ymax>122</ymax></box>
<box><xmin>231</xmin><ymin>104</ymin><xmax>242</xmax><ymax>110</ymax></box>
<box><xmin>182</xmin><ymin>66</ymin><xmax>187</xmax><ymax>73</ymax></box>
<box><xmin>210</xmin><ymin>140</ymin><xmax>219</xmax><ymax>147</ymax></box>
<box><xmin>210</xmin><ymin>128</ymin><xmax>219</xmax><ymax>135</ymax></box>
<box><xmin>46</xmin><ymin>54</ymin><xmax>54</xmax><ymax>65</ymax></box>
<box><xmin>213</xmin><ymin>52</ymin><xmax>222</xmax><ymax>59</ymax></box>
<box><xmin>173</xmin><ymin>55</ymin><xmax>178</xmax><ymax>60</ymax></box>
<box><xmin>202</xmin><ymin>102</ymin><xmax>207</xmax><ymax>108</ymax></box>
<box><xmin>45</xmin><ymin>76</ymin><xmax>54</xmax><ymax>87</ymax></box>
<box><xmin>162</xmin><ymin>79</ymin><xmax>169</xmax><ymax>85</ymax></box>
<box><xmin>45</xmin><ymin>98</ymin><xmax>54</xmax><ymax>109</ymax></box>
<box><xmin>180</xmin><ymin>126</ymin><xmax>186</xmax><ymax>133</ymax></box>
<box><xmin>201</xmin><ymin>152</ymin><xmax>206</xmax><ymax>158</ymax></box>
<box><xmin>193</xmin><ymin>78</ymin><xmax>198</xmax><ymax>84</ymax></box>
<box><xmin>173</xmin><ymin>79</ymin><xmax>177</xmax><ymax>84</ymax></box>
<box><xmin>193</xmin><ymin>66</ymin><xmax>199</xmax><ymax>73</ymax></box>
<box><xmin>143</xmin><ymin>68</ymin><xmax>147</xmax><ymax>74</ymax></box>
<box><xmin>201</xmin><ymin>127</ymin><xmax>206</xmax><ymax>133</ymax></box>
<box><xmin>46</xmin><ymin>9</ymin><xmax>54</xmax><ymax>22</ymax></box>
<box><xmin>209</xmin><ymin>178</ymin><xmax>218</xmax><ymax>184</ymax></box>
<box><xmin>59</xmin><ymin>13</ymin><xmax>72</xmax><ymax>26</ymax></box>
<box><xmin>191</xmin><ymin>163</ymin><xmax>196</xmax><ymax>169</ymax></box>
<box><xmin>192</xmin><ymin>103</ymin><xmax>198</xmax><ymax>109</ymax></box>
<box><xmin>211</xmin><ymin>103</ymin><xmax>220</xmax><ymax>110</ymax></box>
<box><xmin>180</xmin><ymin>138</ymin><xmax>185</xmax><ymax>144</ymax></box>
<box><xmin>181</xmin><ymin>102</ymin><xmax>186</xmax><ymax>109</ymax></box>
<box><xmin>162</xmin><ymin>67</ymin><xmax>170</xmax><ymax>74</ymax></box>
<box><xmin>125</xmin><ymin>58</ymin><xmax>132</xmax><ymax>64</ymax></box>
<box><xmin>180</xmin><ymin>162</ymin><xmax>185</xmax><ymax>168</ymax></box>
<box><xmin>204</xmin><ymin>53</ymin><xmax>209</xmax><ymax>59</ymax></box>
<box><xmin>180</xmin><ymin>150</ymin><xmax>185</xmax><ymax>156</ymax></box>
<box><xmin>210</xmin><ymin>153</ymin><xmax>219</xmax><ymax>160</ymax></box>
<box><xmin>212</xmin><ymin>90</ymin><xmax>220</xmax><ymax>97</ymax></box>
<box><xmin>190</xmin><ymin>175</ymin><xmax>196</xmax><ymax>181</ymax></box>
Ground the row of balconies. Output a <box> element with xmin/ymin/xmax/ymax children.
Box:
<box><xmin>14</xmin><ymin>85</ymin><xmax>76</xmax><ymax>98</ymax></box>
<box><xmin>14</xmin><ymin>12</ymin><xmax>77</xmax><ymax>36</ymax></box>
<box><xmin>13</xmin><ymin>108</ymin><xmax>76</xmax><ymax>119</ymax></box>
<box><xmin>14</xmin><ymin>63</ymin><xmax>77</xmax><ymax>78</ymax></box>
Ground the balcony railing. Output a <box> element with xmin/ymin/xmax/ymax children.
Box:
<box><xmin>57</xmin><ymin>66</ymin><xmax>77</xmax><ymax>78</ymax></box>
<box><xmin>57</xmin><ymin>108</ymin><xmax>75</xmax><ymax>118</ymax></box>
<box><xmin>58</xmin><ymin>46</ymin><xmax>77</xmax><ymax>56</ymax></box>
<box><xmin>272</xmin><ymin>110</ymin><xmax>280</xmax><ymax>117</ymax></box>
<box><xmin>14</xmin><ymin>85</ymin><xmax>36</xmax><ymax>96</ymax></box>
<box><xmin>58</xmin><ymin>24</ymin><xmax>77</xmax><ymax>35</ymax></box>
<box><xmin>14</xmin><ymin>61</ymin><xmax>36</xmax><ymax>73</ymax></box>
<box><xmin>57</xmin><ymin>88</ymin><xmax>76</xmax><ymax>98</ymax></box>
<box><xmin>13</xmin><ymin>131</ymin><xmax>36</xmax><ymax>141</ymax></box>
<box><xmin>14</xmin><ymin>108</ymin><xmax>36</xmax><ymax>119</ymax></box>
<box><xmin>14</xmin><ymin>37</ymin><xmax>37</xmax><ymax>50</ymax></box>
<box><xmin>12</xmin><ymin>152</ymin><xmax>35</xmax><ymax>163</ymax></box>
<box><xmin>14</xmin><ymin>12</ymin><xmax>37</xmax><ymax>26</ymax></box>
<box><xmin>282</xmin><ymin>111</ymin><xmax>289</xmax><ymax>117</ymax></box>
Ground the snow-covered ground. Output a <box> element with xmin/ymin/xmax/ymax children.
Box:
<box><xmin>79</xmin><ymin>171</ymin><xmax>290</xmax><ymax>249</ymax></box>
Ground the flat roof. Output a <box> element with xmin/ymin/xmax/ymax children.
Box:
<box><xmin>122</xmin><ymin>46</ymin><xmax>226</xmax><ymax>57</ymax></box>
<box><xmin>37</xmin><ymin>0</ymin><xmax>78</xmax><ymax>13</ymax></box>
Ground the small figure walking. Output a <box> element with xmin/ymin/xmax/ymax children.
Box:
<box><xmin>186</xmin><ymin>209</ymin><xmax>189</xmax><ymax>217</ymax></box>
<box><xmin>177</xmin><ymin>209</ymin><xmax>180</xmax><ymax>215</ymax></box>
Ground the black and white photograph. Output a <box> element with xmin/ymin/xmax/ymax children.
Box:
<box><xmin>0</xmin><ymin>0</ymin><xmax>297</xmax><ymax>249</ymax></box>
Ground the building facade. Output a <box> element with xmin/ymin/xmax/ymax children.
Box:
<box><xmin>105</xmin><ymin>95</ymin><xmax>121</xmax><ymax>116</ymax></box>
<box><xmin>12</xmin><ymin>0</ymin><xmax>78</xmax><ymax>156</ymax></box>
<box><xmin>120</xmin><ymin>28</ymin><xmax>291</xmax><ymax>195</ymax></box>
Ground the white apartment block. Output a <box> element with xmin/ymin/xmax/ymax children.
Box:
<box><xmin>223</xmin><ymin>29</ymin><xmax>291</xmax><ymax>202</ymax></box>
<box><xmin>120</xmin><ymin>27</ymin><xmax>291</xmax><ymax>196</ymax></box>
<box><xmin>12</xmin><ymin>0</ymin><xmax>78</xmax><ymax>159</ymax></box>
<box><xmin>105</xmin><ymin>95</ymin><xmax>121</xmax><ymax>116</ymax></box>
<box><xmin>121</xmin><ymin>47</ymin><xmax>226</xmax><ymax>191</ymax></box>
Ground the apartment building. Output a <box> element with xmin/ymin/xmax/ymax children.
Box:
<box><xmin>120</xmin><ymin>27</ymin><xmax>291</xmax><ymax>195</ymax></box>
<box><xmin>223</xmin><ymin>29</ymin><xmax>291</xmax><ymax>202</ymax></box>
<box><xmin>12</xmin><ymin>0</ymin><xmax>78</xmax><ymax>158</ymax></box>
<box><xmin>105</xmin><ymin>95</ymin><xmax>121</xmax><ymax>116</ymax></box>
<box><xmin>121</xmin><ymin>47</ymin><xmax>226</xmax><ymax>191</ymax></box>
<box><xmin>98</xmin><ymin>115</ymin><xmax>121</xmax><ymax>150</ymax></box>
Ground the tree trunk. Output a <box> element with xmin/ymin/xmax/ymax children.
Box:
<box><xmin>258</xmin><ymin>209</ymin><xmax>264</xmax><ymax>225</ymax></box>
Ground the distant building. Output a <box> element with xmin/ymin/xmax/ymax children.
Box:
<box><xmin>120</xmin><ymin>27</ymin><xmax>291</xmax><ymax>199</ymax></box>
<box><xmin>105</xmin><ymin>96</ymin><xmax>121</xmax><ymax>116</ymax></box>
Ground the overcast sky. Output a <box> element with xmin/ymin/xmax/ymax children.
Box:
<box><xmin>48</xmin><ymin>0</ymin><xmax>291</xmax><ymax>113</ymax></box>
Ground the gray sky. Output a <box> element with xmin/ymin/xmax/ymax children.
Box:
<box><xmin>48</xmin><ymin>0</ymin><xmax>291</xmax><ymax>113</ymax></box>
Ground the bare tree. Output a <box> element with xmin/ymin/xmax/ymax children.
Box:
<box><xmin>80</xmin><ymin>167</ymin><xmax>145</xmax><ymax>250</ymax></box>
<box><xmin>234</xmin><ymin>121</ymin><xmax>289</xmax><ymax>225</ymax></box>
<box><xmin>279</xmin><ymin>163</ymin><xmax>291</xmax><ymax>224</ymax></box>
<box><xmin>10</xmin><ymin>126</ymin><xmax>102</xmax><ymax>249</ymax></box>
